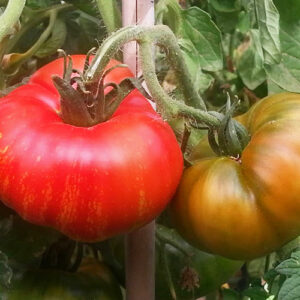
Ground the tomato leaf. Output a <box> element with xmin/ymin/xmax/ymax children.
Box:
<box><xmin>221</xmin><ymin>288</ymin><xmax>240</xmax><ymax>300</ymax></box>
<box><xmin>0</xmin><ymin>215</ymin><xmax>60</xmax><ymax>270</ymax></box>
<box><xmin>263</xmin><ymin>0</ymin><xmax>300</xmax><ymax>93</ymax></box>
<box><xmin>35</xmin><ymin>18</ymin><xmax>67</xmax><ymax>58</ymax></box>
<box><xmin>0</xmin><ymin>251</ymin><xmax>13</xmax><ymax>288</ymax></box>
<box><xmin>237</xmin><ymin>11</ymin><xmax>251</xmax><ymax>34</ymax></box>
<box><xmin>255</xmin><ymin>0</ymin><xmax>281</xmax><ymax>65</ymax></box>
<box><xmin>178</xmin><ymin>38</ymin><xmax>214</xmax><ymax>93</ymax></box>
<box><xmin>267</xmin><ymin>80</ymin><xmax>285</xmax><ymax>95</ymax></box>
<box><xmin>236</xmin><ymin>29</ymin><xmax>266</xmax><ymax>90</ymax></box>
<box><xmin>210</xmin><ymin>0</ymin><xmax>241</xmax><ymax>13</ymax></box>
<box><xmin>156</xmin><ymin>0</ymin><xmax>183</xmax><ymax>36</ymax></box>
<box><xmin>278</xmin><ymin>275</ymin><xmax>300</xmax><ymax>300</ymax></box>
<box><xmin>64</xmin><ymin>0</ymin><xmax>100</xmax><ymax>17</ymax></box>
<box><xmin>276</xmin><ymin>251</ymin><xmax>300</xmax><ymax>276</ymax></box>
<box><xmin>242</xmin><ymin>286</ymin><xmax>269</xmax><ymax>300</ymax></box>
<box><xmin>181</xmin><ymin>7</ymin><xmax>223</xmax><ymax>72</ymax></box>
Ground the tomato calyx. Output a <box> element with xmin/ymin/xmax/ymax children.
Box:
<box><xmin>51</xmin><ymin>50</ymin><xmax>140</xmax><ymax>127</ymax></box>
<box><xmin>206</xmin><ymin>94</ymin><xmax>250</xmax><ymax>157</ymax></box>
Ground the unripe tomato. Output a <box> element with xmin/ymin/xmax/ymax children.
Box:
<box><xmin>1</xmin><ymin>258</ymin><xmax>122</xmax><ymax>299</ymax></box>
<box><xmin>171</xmin><ymin>93</ymin><xmax>300</xmax><ymax>260</ymax></box>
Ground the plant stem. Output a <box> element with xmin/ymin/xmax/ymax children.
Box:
<box><xmin>86</xmin><ymin>25</ymin><xmax>205</xmax><ymax>110</ymax></box>
<box><xmin>4</xmin><ymin>3</ymin><xmax>73</xmax><ymax>54</ymax></box>
<box><xmin>3</xmin><ymin>10</ymin><xmax>58</xmax><ymax>73</ymax></box>
<box><xmin>95</xmin><ymin>0</ymin><xmax>121</xmax><ymax>33</ymax></box>
<box><xmin>161</xmin><ymin>244</ymin><xmax>177</xmax><ymax>300</ymax></box>
<box><xmin>264</xmin><ymin>254</ymin><xmax>270</xmax><ymax>273</ymax></box>
<box><xmin>0</xmin><ymin>0</ymin><xmax>25</xmax><ymax>43</ymax></box>
<box><xmin>86</xmin><ymin>24</ymin><xmax>250</xmax><ymax>152</ymax></box>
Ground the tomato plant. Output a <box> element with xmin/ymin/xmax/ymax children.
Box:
<box><xmin>0</xmin><ymin>55</ymin><xmax>183</xmax><ymax>241</ymax></box>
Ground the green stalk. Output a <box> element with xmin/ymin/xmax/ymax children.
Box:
<box><xmin>85</xmin><ymin>25</ymin><xmax>250</xmax><ymax>154</ymax></box>
<box><xmin>86</xmin><ymin>25</ymin><xmax>205</xmax><ymax>110</ymax></box>
<box><xmin>95</xmin><ymin>0</ymin><xmax>121</xmax><ymax>33</ymax></box>
<box><xmin>0</xmin><ymin>0</ymin><xmax>26</xmax><ymax>42</ymax></box>
<box><xmin>3</xmin><ymin>10</ymin><xmax>57</xmax><ymax>73</ymax></box>
<box><xmin>5</xmin><ymin>3</ymin><xmax>73</xmax><ymax>54</ymax></box>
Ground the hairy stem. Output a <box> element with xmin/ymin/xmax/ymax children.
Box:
<box><xmin>0</xmin><ymin>0</ymin><xmax>25</xmax><ymax>42</ymax></box>
<box><xmin>86</xmin><ymin>25</ymin><xmax>205</xmax><ymax>109</ymax></box>
<box><xmin>139</xmin><ymin>40</ymin><xmax>220</xmax><ymax>126</ymax></box>
<box><xmin>95</xmin><ymin>0</ymin><xmax>121</xmax><ymax>33</ymax></box>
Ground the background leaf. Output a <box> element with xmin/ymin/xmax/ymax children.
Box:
<box><xmin>255</xmin><ymin>0</ymin><xmax>281</xmax><ymax>65</ymax></box>
<box><xmin>0</xmin><ymin>251</ymin><xmax>13</xmax><ymax>288</ymax></box>
<box><xmin>210</xmin><ymin>0</ymin><xmax>241</xmax><ymax>13</ymax></box>
<box><xmin>236</xmin><ymin>29</ymin><xmax>266</xmax><ymax>89</ymax></box>
<box><xmin>35</xmin><ymin>18</ymin><xmax>67</xmax><ymax>58</ymax></box>
<box><xmin>0</xmin><ymin>216</ymin><xmax>60</xmax><ymax>269</ymax></box>
<box><xmin>264</xmin><ymin>0</ymin><xmax>300</xmax><ymax>93</ymax></box>
<box><xmin>276</xmin><ymin>251</ymin><xmax>300</xmax><ymax>276</ymax></box>
<box><xmin>156</xmin><ymin>0</ymin><xmax>183</xmax><ymax>36</ymax></box>
<box><xmin>181</xmin><ymin>7</ymin><xmax>223</xmax><ymax>72</ymax></box>
<box><xmin>179</xmin><ymin>38</ymin><xmax>214</xmax><ymax>93</ymax></box>
<box><xmin>278</xmin><ymin>275</ymin><xmax>300</xmax><ymax>300</ymax></box>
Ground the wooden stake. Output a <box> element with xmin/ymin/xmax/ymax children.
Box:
<box><xmin>122</xmin><ymin>1</ymin><xmax>155</xmax><ymax>300</ymax></box>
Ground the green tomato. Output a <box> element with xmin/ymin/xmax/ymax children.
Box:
<box><xmin>1</xmin><ymin>258</ymin><xmax>122</xmax><ymax>300</ymax></box>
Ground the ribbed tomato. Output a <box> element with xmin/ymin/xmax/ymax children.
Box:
<box><xmin>171</xmin><ymin>93</ymin><xmax>300</xmax><ymax>260</ymax></box>
<box><xmin>0</xmin><ymin>55</ymin><xmax>183</xmax><ymax>241</ymax></box>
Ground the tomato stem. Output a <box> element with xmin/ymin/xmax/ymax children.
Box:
<box><xmin>95</xmin><ymin>0</ymin><xmax>121</xmax><ymax>34</ymax></box>
<box><xmin>86</xmin><ymin>25</ymin><xmax>205</xmax><ymax>110</ymax></box>
<box><xmin>85</xmin><ymin>25</ymin><xmax>250</xmax><ymax>155</ymax></box>
<box><xmin>0</xmin><ymin>0</ymin><xmax>25</xmax><ymax>43</ymax></box>
<box><xmin>52</xmin><ymin>53</ymin><xmax>137</xmax><ymax>127</ymax></box>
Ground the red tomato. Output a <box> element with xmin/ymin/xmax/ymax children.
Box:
<box><xmin>0</xmin><ymin>55</ymin><xmax>183</xmax><ymax>241</ymax></box>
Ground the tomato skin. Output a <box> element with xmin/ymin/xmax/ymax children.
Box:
<box><xmin>0</xmin><ymin>55</ymin><xmax>183</xmax><ymax>241</ymax></box>
<box><xmin>171</xmin><ymin>92</ymin><xmax>300</xmax><ymax>260</ymax></box>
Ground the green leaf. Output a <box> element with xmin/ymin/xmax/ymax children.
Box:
<box><xmin>236</xmin><ymin>29</ymin><xmax>266</xmax><ymax>90</ymax></box>
<box><xmin>267</xmin><ymin>80</ymin><xmax>285</xmax><ymax>95</ymax></box>
<box><xmin>181</xmin><ymin>7</ymin><xmax>223</xmax><ymax>71</ymax></box>
<box><xmin>210</xmin><ymin>0</ymin><xmax>241</xmax><ymax>13</ymax></box>
<box><xmin>264</xmin><ymin>60</ymin><xmax>300</xmax><ymax>93</ymax></box>
<box><xmin>237</xmin><ymin>11</ymin><xmax>251</xmax><ymax>33</ymax></box>
<box><xmin>179</xmin><ymin>38</ymin><xmax>214</xmax><ymax>93</ymax></box>
<box><xmin>243</xmin><ymin>286</ymin><xmax>269</xmax><ymax>299</ymax></box>
<box><xmin>0</xmin><ymin>251</ymin><xmax>13</xmax><ymax>288</ymax></box>
<box><xmin>255</xmin><ymin>0</ymin><xmax>281</xmax><ymax>65</ymax></box>
<box><xmin>263</xmin><ymin>0</ymin><xmax>300</xmax><ymax>93</ymax></box>
<box><xmin>276</xmin><ymin>251</ymin><xmax>300</xmax><ymax>276</ymax></box>
<box><xmin>0</xmin><ymin>216</ymin><xmax>60</xmax><ymax>270</ymax></box>
<box><xmin>222</xmin><ymin>288</ymin><xmax>240</xmax><ymax>300</ymax></box>
<box><xmin>64</xmin><ymin>0</ymin><xmax>99</xmax><ymax>17</ymax></box>
<box><xmin>156</xmin><ymin>0</ymin><xmax>183</xmax><ymax>36</ymax></box>
<box><xmin>277</xmin><ymin>237</ymin><xmax>300</xmax><ymax>261</ymax></box>
<box><xmin>35</xmin><ymin>18</ymin><xmax>67</xmax><ymax>58</ymax></box>
<box><xmin>278</xmin><ymin>275</ymin><xmax>300</xmax><ymax>300</ymax></box>
<box><xmin>25</xmin><ymin>0</ymin><xmax>60</xmax><ymax>9</ymax></box>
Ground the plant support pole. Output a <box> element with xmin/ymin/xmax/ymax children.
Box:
<box><xmin>122</xmin><ymin>1</ymin><xmax>155</xmax><ymax>300</ymax></box>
